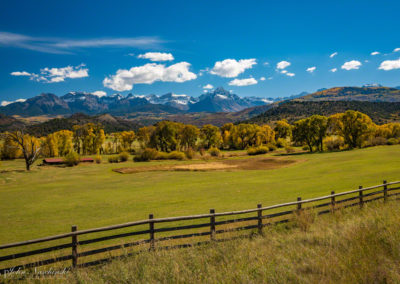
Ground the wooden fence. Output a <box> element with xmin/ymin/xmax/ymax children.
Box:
<box><xmin>1</xmin><ymin>180</ymin><xmax>399</xmax><ymax>274</ymax></box>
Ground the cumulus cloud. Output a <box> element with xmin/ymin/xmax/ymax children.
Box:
<box><xmin>92</xmin><ymin>91</ymin><xmax>107</xmax><ymax>97</ymax></box>
<box><xmin>10</xmin><ymin>64</ymin><xmax>89</xmax><ymax>83</ymax></box>
<box><xmin>228</xmin><ymin>77</ymin><xmax>258</xmax><ymax>86</ymax></box>
<box><xmin>341</xmin><ymin>60</ymin><xmax>362</xmax><ymax>70</ymax></box>
<box><xmin>394</xmin><ymin>48</ymin><xmax>400</xmax><ymax>52</ymax></box>
<box><xmin>280</xmin><ymin>70</ymin><xmax>288</xmax><ymax>74</ymax></box>
<box><xmin>137</xmin><ymin>52</ymin><xmax>174</xmax><ymax>62</ymax></box>
<box><xmin>330</xmin><ymin>68</ymin><xmax>337</xmax><ymax>72</ymax></box>
<box><xmin>378</xmin><ymin>58</ymin><xmax>400</xmax><ymax>71</ymax></box>
<box><xmin>203</xmin><ymin>84</ymin><xmax>213</xmax><ymax>89</ymax></box>
<box><xmin>103</xmin><ymin>62</ymin><xmax>197</xmax><ymax>91</ymax></box>
<box><xmin>371</xmin><ymin>51</ymin><xmax>380</xmax><ymax>56</ymax></box>
<box><xmin>276</xmin><ymin>61</ymin><xmax>291</xmax><ymax>70</ymax></box>
<box><xmin>1</xmin><ymin>98</ymin><xmax>26</xmax><ymax>106</ymax></box>
<box><xmin>10</xmin><ymin>71</ymin><xmax>31</xmax><ymax>76</ymax></box>
<box><xmin>306</xmin><ymin>66</ymin><xmax>316</xmax><ymax>73</ymax></box>
<box><xmin>286</xmin><ymin>72</ymin><xmax>295</xmax><ymax>77</ymax></box>
<box><xmin>260</xmin><ymin>77</ymin><xmax>266</xmax><ymax>81</ymax></box>
<box><xmin>330</xmin><ymin>52</ymin><xmax>338</xmax><ymax>58</ymax></box>
<box><xmin>210</xmin><ymin>58</ymin><xmax>256</xmax><ymax>78</ymax></box>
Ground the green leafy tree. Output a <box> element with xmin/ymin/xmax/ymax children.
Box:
<box><xmin>180</xmin><ymin>125</ymin><xmax>199</xmax><ymax>150</ymax></box>
<box><xmin>200</xmin><ymin>124</ymin><xmax>222</xmax><ymax>149</ymax></box>
<box><xmin>328</xmin><ymin>110</ymin><xmax>374</xmax><ymax>148</ymax></box>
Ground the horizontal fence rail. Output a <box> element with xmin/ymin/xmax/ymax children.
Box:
<box><xmin>1</xmin><ymin>180</ymin><xmax>399</xmax><ymax>274</ymax></box>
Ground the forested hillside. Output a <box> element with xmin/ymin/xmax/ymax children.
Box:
<box><xmin>247</xmin><ymin>101</ymin><xmax>400</xmax><ymax>124</ymax></box>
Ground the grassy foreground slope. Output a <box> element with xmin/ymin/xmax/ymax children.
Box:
<box><xmin>0</xmin><ymin>146</ymin><xmax>400</xmax><ymax>244</ymax></box>
<box><xmin>64</xmin><ymin>200</ymin><xmax>400</xmax><ymax>283</ymax></box>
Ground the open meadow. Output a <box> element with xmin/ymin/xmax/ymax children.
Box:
<box><xmin>1</xmin><ymin>145</ymin><xmax>399</xmax><ymax>245</ymax></box>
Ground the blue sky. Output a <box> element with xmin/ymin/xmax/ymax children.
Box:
<box><xmin>1</xmin><ymin>0</ymin><xmax>400</xmax><ymax>104</ymax></box>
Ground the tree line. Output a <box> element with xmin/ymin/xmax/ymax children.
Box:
<box><xmin>1</xmin><ymin>110</ymin><xmax>400</xmax><ymax>170</ymax></box>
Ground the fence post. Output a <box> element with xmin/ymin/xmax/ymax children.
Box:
<box><xmin>210</xmin><ymin>209</ymin><xmax>216</xmax><ymax>240</ymax></box>
<box><xmin>331</xmin><ymin>191</ymin><xmax>335</xmax><ymax>212</ymax></box>
<box><xmin>359</xmin><ymin>186</ymin><xmax>364</xmax><ymax>208</ymax></box>
<box><xmin>383</xmin><ymin>180</ymin><xmax>388</xmax><ymax>202</ymax></box>
<box><xmin>71</xmin><ymin>225</ymin><xmax>78</xmax><ymax>268</ymax></box>
<box><xmin>297</xmin><ymin>197</ymin><xmax>302</xmax><ymax>212</ymax></box>
<box><xmin>257</xmin><ymin>204</ymin><xmax>263</xmax><ymax>235</ymax></box>
<box><xmin>149</xmin><ymin>214</ymin><xmax>155</xmax><ymax>251</ymax></box>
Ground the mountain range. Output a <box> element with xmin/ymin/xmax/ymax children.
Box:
<box><xmin>2</xmin><ymin>85</ymin><xmax>400</xmax><ymax>135</ymax></box>
<box><xmin>0</xmin><ymin>87</ymin><xmax>276</xmax><ymax>117</ymax></box>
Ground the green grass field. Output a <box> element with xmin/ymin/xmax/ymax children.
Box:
<box><xmin>0</xmin><ymin>145</ymin><xmax>400</xmax><ymax>244</ymax></box>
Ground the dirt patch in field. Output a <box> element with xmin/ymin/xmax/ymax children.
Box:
<box><xmin>113</xmin><ymin>156</ymin><xmax>299</xmax><ymax>174</ymax></box>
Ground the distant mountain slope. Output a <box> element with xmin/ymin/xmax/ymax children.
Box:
<box><xmin>0</xmin><ymin>114</ymin><xmax>25</xmax><ymax>132</ymax></box>
<box><xmin>0</xmin><ymin>93</ymin><xmax>71</xmax><ymax>116</ymax></box>
<box><xmin>295</xmin><ymin>86</ymin><xmax>400</xmax><ymax>102</ymax></box>
<box><xmin>0</xmin><ymin>92</ymin><xmax>183</xmax><ymax>117</ymax></box>
<box><xmin>0</xmin><ymin>87</ymin><xmax>272</xmax><ymax>117</ymax></box>
<box><xmin>188</xmin><ymin>87</ymin><xmax>270</xmax><ymax>112</ymax></box>
<box><xmin>246</xmin><ymin>101</ymin><xmax>400</xmax><ymax>125</ymax></box>
<box><xmin>26</xmin><ymin>113</ymin><xmax>142</xmax><ymax>136</ymax></box>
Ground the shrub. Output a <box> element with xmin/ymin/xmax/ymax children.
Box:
<box><xmin>208</xmin><ymin>147</ymin><xmax>221</xmax><ymax>157</ymax></box>
<box><xmin>199</xmin><ymin>148</ymin><xmax>206</xmax><ymax>156</ymax></box>
<box><xmin>155</xmin><ymin>152</ymin><xmax>169</xmax><ymax>160</ymax></box>
<box><xmin>247</xmin><ymin>146</ymin><xmax>269</xmax><ymax>155</ymax></box>
<box><xmin>302</xmin><ymin>145</ymin><xmax>310</xmax><ymax>151</ymax></box>
<box><xmin>134</xmin><ymin>148</ymin><xmax>159</xmax><ymax>162</ymax></box>
<box><xmin>276</xmin><ymin>138</ymin><xmax>287</xmax><ymax>148</ymax></box>
<box><xmin>184</xmin><ymin>147</ymin><xmax>195</xmax><ymax>160</ymax></box>
<box><xmin>95</xmin><ymin>155</ymin><xmax>102</xmax><ymax>164</ymax></box>
<box><xmin>324</xmin><ymin>136</ymin><xmax>344</xmax><ymax>151</ymax></box>
<box><xmin>267</xmin><ymin>143</ymin><xmax>277</xmax><ymax>151</ymax></box>
<box><xmin>387</xmin><ymin>138</ymin><xmax>399</xmax><ymax>145</ymax></box>
<box><xmin>365</xmin><ymin>137</ymin><xmax>387</xmax><ymax>147</ymax></box>
<box><xmin>167</xmin><ymin>151</ymin><xmax>186</xmax><ymax>160</ymax></box>
<box><xmin>284</xmin><ymin>146</ymin><xmax>295</xmax><ymax>154</ymax></box>
<box><xmin>64</xmin><ymin>151</ymin><xmax>80</xmax><ymax>167</ymax></box>
<box><xmin>108</xmin><ymin>156</ymin><xmax>119</xmax><ymax>163</ymax></box>
<box><xmin>118</xmin><ymin>152</ymin><xmax>129</xmax><ymax>162</ymax></box>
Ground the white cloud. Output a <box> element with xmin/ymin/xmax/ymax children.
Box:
<box><xmin>228</xmin><ymin>77</ymin><xmax>258</xmax><ymax>86</ymax></box>
<box><xmin>330</xmin><ymin>68</ymin><xmax>338</xmax><ymax>72</ymax></box>
<box><xmin>40</xmin><ymin>65</ymin><xmax>89</xmax><ymax>82</ymax></box>
<box><xmin>210</xmin><ymin>58</ymin><xmax>256</xmax><ymax>78</ymax></box>
<box><xmin>1</xmin><ymin>98</ymin><xmax>26</xmax><ymax>106</ymax></box>
<box><xmin>306</xmin><ymin>66</ymin><xmax>316</xmax><ymax>73</ymax></box>
<box><xmin>260</xmin><ymin>77</ymin><xmax>266</xmax><ymax>81</ymax></box>
<box><xmin>203</xmin><ymin>84</ymin><xmax>213</xmax><ymax>89</ymax></box>
<box><xmin>103</xmin><ymin>62</ymin><xmax>197</xmax><ymax>91</ymax></box>
<box><xmin>10</xmin><ymin>64</ymin><xmax>89</xmax><ymax>83</ymax></box>
<box><xmin>0</xmin><ymin>32</ymin><xmax>163</xmax><ymax>54</ymax></box>
<box><xmin>10</xmin><ymin>71</ymin><xmax>31</xmax><ymax>76</ymax></box>
<box><xmin>280</xmin><ymin>70</ymin><xmax>288</xmax><ymax>74</ymax></box>
<box><xmin>330</xmin><ymin>52</ymin><xmax>338</xmax><ymax>58</ymax></box>
<box><xmin>137</xmin><ymin>52</ymin><xmax>174</xmax><ymax>62</ymax></box>
<box><xmin>378</xmin><ymin>58</ymin><xmax>400</xmax><ymax>71</ymax></box>
<box><xmin>92</xmin><ymin>91</ymin><xmax>107</xmax><ymax>97</ymax></box>
<box><xmin>276</xmin><ymin>61</ymin><xmax>291</xmax><ymax>69</ymax></box>
<box><xmin>263</xmin><ymin>62</ymin><xmax>269</xmax><ymax>66</ymax></box>
<box><xmin>394</xmin><ymin>48</ymin><xmax>400</xmax><ymax>52</ymax></box>
<box><xmin>286</xmin><ymin>72</ymin><xmax>295</xmax><ymax>77</ymax></box>
<box><xmin>371</xmin><ymin>51</ymin><xmax>380</xmax><ymax>56</ymax></box>
<box><xmin>341</xmin><ymin>60</ymin><xmax>362</xmax><ymax>70</ymax></box>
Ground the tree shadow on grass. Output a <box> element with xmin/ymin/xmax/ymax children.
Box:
<box><xmin>274</xmin><ymin>149</ymin><xmax>352</xmax><ymax>157</ymax></box>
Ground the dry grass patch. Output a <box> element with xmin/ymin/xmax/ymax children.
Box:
<box><xmin>113</xmin><ymin>156</ymin><xmax>299</xmax><ymax>174</ymax></box>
